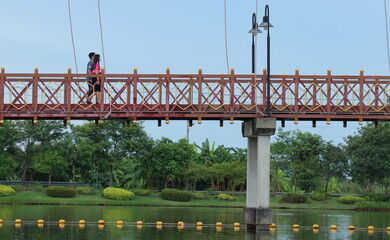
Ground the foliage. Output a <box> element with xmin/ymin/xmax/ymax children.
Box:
<box><xmin>0</xmin><ymin>184</ymin><xmax>16</xmax><ymax>197</ymax></box>
<box><xmin>160</xmin><ymin>188</ymin><xmax>192</xmax><ymax>202</ymax></box>
<box><xmin>281</xmin><ymin>193</ymin><xmax>307</xmax><ymax>203</ymax></box>
<box><xmin>132</xmin><ymin>189</ymin><xmax>151</xmax><ymax>196</ymax></box>
<box><xmin>76</xmin><ymin>187</ymin><xmax>95</xmax><ymax>195</ymax></box>
<box><xmin>356</xmin><ymin>201</ymin><xmax>390</xmax><ymax>210</ymax></box>
<box><xmin>191</xmin><ymin>192</ymin><xmax>208</xmax><ymax>200</ymax></box>
<box><xmin>45</xmin><ymin>186</ymin><xmax>76</xmax><ymax>198</ymax></box>
<box><xmin>103</xmin><ymin>187</ymin><xmax>134</xmax><ymax>200</ymax></box>
<box><xmin>310</xmin><ymin>193</ymin><xmax>327</xmax><ymax>201</ymax></box>
<box><xmin>345</xmin><ymin>122</ymin><xmax>390</xmax><ymax>192</ymax></box>
<box><xmin>363</xmin><ymin>193</ymin><xmax>390</xmax><ymax>202</ymax></box>
<box><xmin>337</xmin><ymin>195</ymin><xmax>365</xmax><ymax>204</ymax></box>
<box><xmin>216</xmin><ymin>193</ymin><xmax>236</xmax><ymax>201</ymax></box>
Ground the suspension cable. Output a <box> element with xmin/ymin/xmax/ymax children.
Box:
<box><xmin>97</xmin><ymin>0</ymin><xmax>112</xmax><ymax>119</ymax></box>
<box><xmin>67</xmin><ymin>0</ymin><xmax>79</xmax><ymax>74</ymax></box>
<box><xmin>224</xmin><ymin>0</ymin><xmax>230</xmax><ymax>73</ymax></box>
<box><xmin>385</xmin><ymin>0</ymin><xmax>390</xmax><ymax>73</ymax></box>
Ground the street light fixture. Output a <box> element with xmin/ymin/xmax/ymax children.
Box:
<box><xmin>258</xmin><ymin>4</ymin><xmax>273</xmax><ymax>117</ymax></box>
<box><xmin>248</xmin><ymin>13</ymin><xmax>262</xmax><ymax>74</ymax></box>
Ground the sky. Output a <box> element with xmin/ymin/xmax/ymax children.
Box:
<box><xmin>0</xmin><ymin>0</ymin><xmax>387</xmax><ymax>148</ymax></box>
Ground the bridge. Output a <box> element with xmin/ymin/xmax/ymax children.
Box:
<box><xmin>1</xmin><ymin>68</ymin><xmax>389</xmax><ymax>124</ymax></box>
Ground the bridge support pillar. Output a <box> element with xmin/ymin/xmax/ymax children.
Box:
<box><xmin>242</xmin><ymin>118</ymin><xmax>276</xmax><ymax>230</ymax></box>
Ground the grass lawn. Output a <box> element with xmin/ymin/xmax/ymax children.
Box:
<box><xmin>0</xmin><ymin>191</ymin><xmax>357</xmax><ymax>210</ymax></box>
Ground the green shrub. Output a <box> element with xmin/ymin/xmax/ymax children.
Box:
<box><xmin>46</xmin><ymin>186</ymin><xmax>76</xmax><ymax>198</ymax></box>
<box><xmin>160</xmin><ymin>188</ymin><xmax>192</xmax><ymax>202</ymax></box>
<box><xmin>0</xmin><ymin>184</ymin><xmax>16</xmax><ymax>197</ymax></box>
<box><xmin>192</xmin><ymin>192</ymin><xmax>208</xmax><ymax>200</ymax></box>
<box><xmin>9</xmin><ymin>185</ymin><xmax>23</xmax><ymax>192</ymax></box>
<box><xmin>217</xmin><ymin>193</ymin><xmax>236</xmax><ymax>201</ymax></box>
<box><xmin>363</xmin><ymin>193</ymin><xmax>390</xmax><ymax>202</ymax></box>
<box><xmin>337</xmin><ymin>195</ymin><xmax>364</xmax><ymax>204</ymax></box>
<box><xmin>103</xmin><ymin>187</ymin><xmax>134</xmax><ymax>200</ymax></box>
<box><xmin>310</xmin><ymin>193</ymin><xmax>327</xmax><ymax>201</ymax></box>
<box><xmin>281</xmin><ymin>193</ymin><xmax>307</xmax><ymax>203</ymax></box>
<box><xmin>356</xmin><ymin>201</ymin><xmax>390</xmax><ymax>210</ymax></box>
<box><xmin>132</xmin><ymin>189</ymin><xmax>151</xmax><ymax>196</ymax></box>
<box><xmin>76</xmin><ymin>187</ymin><xmax>95</xmax><ymax>195</ymax></box>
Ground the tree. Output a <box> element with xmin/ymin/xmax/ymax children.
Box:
<box><xmin>320</xmin><ymin>142</ymin><xmax>348</xmax><ymax>193</ymax></box>
<box><xmin>14</xmin><ymin>120</ymin><xmax>65</xmax><ymax>183</ymax></box>
<box><xmin>346</xmin><ymin>122</ymin><xmax>390</xmax><ymax>193</ymax></box>
<box><xmin>272</xmin><ymin>129</ymin><xmax>325</xmax><ymax>192</ymax></box>
<box><xmin>0</xmin><ymin>121</ymin><xmax>21</xmax><ymax>180</ymax></box>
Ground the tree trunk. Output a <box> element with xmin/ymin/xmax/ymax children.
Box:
<box><xmin>324</xmin><ymin>175</ymin><xmax>330</xmax><ymax>193</ymax></box>
<box><xmin>21</xmin><ymin>167</ymin><xmax>29</xmax><ymax>185</ymax></box>
<box><xmin>109</xmin><ymin>168</ymin><xmax>113</xmax><ymax>187</ymax></box>
<box><xmin>48</xmin><ymin>173</ymin><xmax>52</xmax><ymax>186</ymax></box>
<box><xmin>72</xmin><ymin>164</ymin><xmax>75</xmax><ymax>182</ymax></box>
<box><xmin>294</xmin><ymin>178</ymin><xmax>297</xmax><ymax>193</ymax></box>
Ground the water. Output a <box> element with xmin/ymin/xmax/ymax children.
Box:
<box><xmin>0</xmin><ymin>205</ymin><xmax>389</xmax><ymax>239</ymax></box>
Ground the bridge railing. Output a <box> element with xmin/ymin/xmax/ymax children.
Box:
<box><xmin>1</xmin><ymin>68</ymin><xmax>390</xmax><ymax>121</ymax></box>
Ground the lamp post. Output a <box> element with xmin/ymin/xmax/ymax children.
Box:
<box><xmin>248</xmin><ymin>14</ymin><xmax>262</xmax><ymax>73</ymax></box>
<box><xmin>258</xmin><ymin>5</ymin><xmax>273</xmax><ymax>117</ymax></box>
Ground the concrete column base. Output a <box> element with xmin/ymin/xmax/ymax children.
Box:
<box><xmin>245</xmin><ymin>228</ymin><xmax>272</xmax><ymax>240</ymax></box>
<box><xmin>245</xmin><ymin>207</ymin><xmax>272</xmax><ymax>230</ymax></box>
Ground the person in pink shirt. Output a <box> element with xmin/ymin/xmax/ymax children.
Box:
<box><xmin>91</xmin><ymin>54</ymin><xmax>102</xmax><ymax>104</ymax></box>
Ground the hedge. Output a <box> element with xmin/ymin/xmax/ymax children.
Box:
<box><xmin>76</xmin><ymin>187</ymin><xmax>95</xmax><ymax>195</ymax></box>
<box><xmin>46</xmin><ymin>186</ymin><xmax>76</xmax><ymax>198</ymax></box>
<box><xmin>216</xmin><ymin>193</ymin><xmax>236</xmax><ymax>201</ymax></box>
<box><xmin>356</xmin><ymin>201</ymin><xmax>390</xmax><ymax>210</ymax></box>
<box><xmin>281</xmin><ymin>193</ymin><xmax>307</xmax><ymax>203</ymax></box>
<box><xmin>310</xmin><ymin>193</ymin><xmax>327</xmax><ymax>201</ymax></box>
<box><xmin>192</xmin><ymin>192</ymin><xmax>208</xmax><ymax>200</ymax></box>
<box><xmin>160</xmin><ymin>188</ymin><xmax>192</xmax><ymax>202</ymax></box>
<box><xmin>103</xmin><ymin>187</ymin><xmax>134</xmax><ymax>200</ymax></box>
<box><xmin>132</xmin><ymin>189</ymin><xmax>151</xmax><ymax>196</ymax></box>
<box><xmin>0</xmin><ymin>184</ymin><xmax>16</xmax><ymax>197</ymax></box>
<box><xmin>337</xmin><ymin>195</ymin><xmax>364</xmax><ymax>204</ymax></box>
<box><xmin>363</xmin><ymin>193</ymin><xmax>390</xmax><ymax>202</ymax></box>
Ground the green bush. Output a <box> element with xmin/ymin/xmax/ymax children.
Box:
<box><xmin>363</xmin><ymin>193</ymin><xmax>390</xmax><ymax>202</ymax></box>
<box><xmin>103</xmin><ymin>187</ymin><xmax>134</xmax><ymax>200</ymax></box>
<box><xmin>132</xmin><ymin>189</ymin><xmax>151</xmax><ymax>196</ymax></box>
<box><xmin>160</xmin><ymin>188</ymin><xmax>192</xmax><ymax>202</ymax></box>
<box><xmin>337</xmin><ymin>195</ymin><xmax>364</xmax><ymax>204</ymax></box>
<box><xmin>46</xmin><ymin>186</ymin><xmax>76</xmax><ymax>198</ymax></box>
<box><xmin>281</xmin><ymin>193</ymin><xmax>307</xmax><ymax>203</ymax></box>
<box><xmin>192</xmin><ymin>192</ymin><xmax>208</xmax><ymax>200</ymax></box>
<box><xmin>356</xmin><ymin>201</ymin><xmax>390</xmax><ymax>210</ymax></box>
<box><xmin>310</xmin><ymin>193</ymin><xmax>327</xmax><ymax>201</ymax></box>
<box><xmin>0</xmin><ymin>184</ymin><xmax>16</xmax><ymax>197</ymax></box>
<box><xmin>76</xmin><ymin>187</ymin><xmax>95</xmax><ymax>195</ymax></box>
<box><xmin>216</xmin><ymin>193</ymin><xmax>236</xmax><ymax>201</ymax></box>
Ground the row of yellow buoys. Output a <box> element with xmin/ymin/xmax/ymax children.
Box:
<box><xmin>0</xmin><ymin>219</ymin><xmax>241</xmax><ymax>231</ymax></box>
<box><xmin>270</xmin><ymin>223</ymin><xmax>390</xmax><ymax>233</ymax></box>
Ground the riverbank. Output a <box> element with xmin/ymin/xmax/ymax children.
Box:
<box><xmin>0</xmin><ymin>191</ymin><xmax>358</xmax><ymax>210</ymax></box>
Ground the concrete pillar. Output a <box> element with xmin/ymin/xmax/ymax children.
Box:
<box><xmin>242</xmin><ymin>118</ymin><xmax>276</xmax><ymax>230</ymax></box>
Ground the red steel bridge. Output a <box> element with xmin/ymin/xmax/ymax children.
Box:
<box><xmin>1</xmin><ymin>67</ymin><xmax>390</xmax><ymax>125</ymax></box>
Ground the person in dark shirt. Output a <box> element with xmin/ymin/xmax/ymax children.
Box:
<box><xmin>85</xmin><ymin>52</ymin><xmax>95</xmax><ymax>104</ymax></box>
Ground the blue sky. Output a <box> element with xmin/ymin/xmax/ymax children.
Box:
<box><xmin>0</xmin><ymin>0</ymin><xmax>387</xmax><ymax>147</ymax></box>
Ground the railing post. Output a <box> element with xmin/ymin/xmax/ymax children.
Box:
<box><xmin>359</xmin><ymin>69</ymin><xmax>364</xmax><ymax>115</ymax></box>
<box><xmin>165</xmin><ymin>68</ymin><xmax>170</xmax><ymax>118</ymax></box>
<box><xmin>294</xmin><ymin>69</ymin><xmax>299</xmax><ymax>115</ymax></box>
<box><xmin>197</xmin><ymin>68</ymin><xmax>203</xmax><ymax>116</ymax></box>
<box><xmin>100</xmin><ymin>68</ymin><xmax>106</xmax><ymax>112</ymax></box>
<box><xmin>133</xmin><ymin>68</ymin><xmax>138</xmax><ymax>112</ymax></box>
<box><xmin>327</xmin><ymin>69</ymin><xmax>332</xmax><ymax>114</ymax></box>
<box><xmin>65</xmin><ymin>68</ymin><xmax>72</xmax><ymax>113</ymax></box>
<box><xmin>33</xmin><ymin>67</ymin><xmax>39</xmax><ymax>113</ymax></box>
<box><xmin>229</xmin><ymin>68</ymin><xmax>234</xmax><ymax>113</ymax></box>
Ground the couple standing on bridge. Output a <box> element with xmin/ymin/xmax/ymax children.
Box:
<box><xmin>85</xmin><ymin>52</ymin><xmax>102</xmax><ymax>104</ymax></box>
